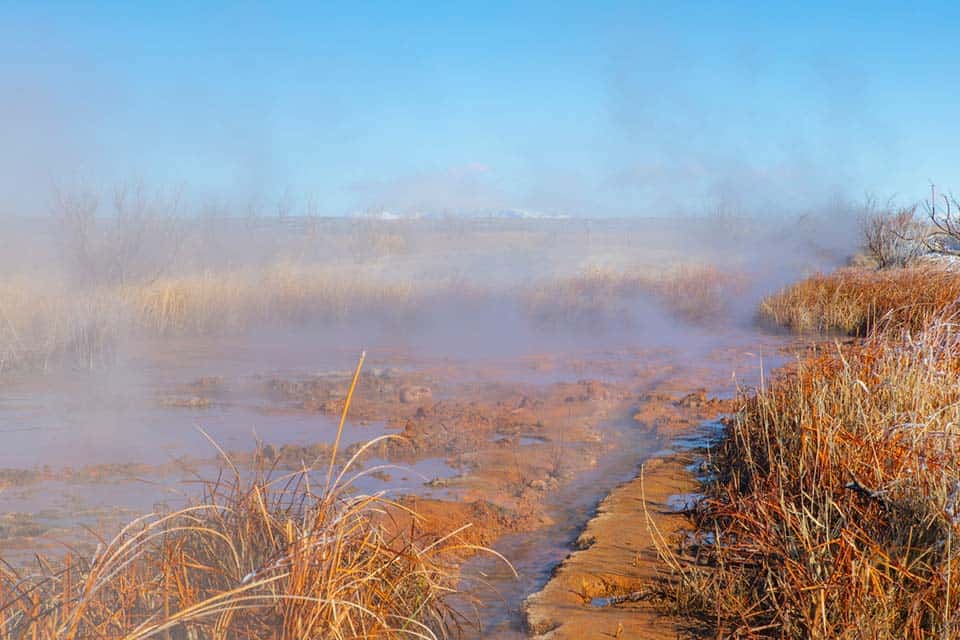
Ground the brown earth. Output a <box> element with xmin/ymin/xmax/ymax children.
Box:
<box><xmin>264</xmin><ymin>357</ymin><xmax>742</xmax><ymax>638</ymax></box>
<box><xmin>523</xmin><ymin>456</ymin><xmax>694</xmax><ymax>639</ymax></box>
<box><xmin>264</xmin><ymin>366</ymin><xmax>637</xmax><ymax>547</ymax></box>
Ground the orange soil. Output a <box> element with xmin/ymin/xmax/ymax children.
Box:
<box><xmin>524</xmin><ymin>456</ymin><xmax>693</xmax><ymax>639</ymax></box>
<box><xmin>2</xmin><ymin>343</ymin><xmax>788</xmax><ymax>637</ymax></box>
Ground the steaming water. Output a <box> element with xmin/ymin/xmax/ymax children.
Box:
<box><xmin>0</xmin><ymin>334</ymin><xmax>471</xmax><ymax>547</ymax></box>
<box><xmin>0</xmin><ymin>314</ymin><xmax>792</xmax><ymax>632</ymax></box>
<box><xmin>458</xmin><ymin>415</ymin><xmax>662</xmax><ymax>638</ymax></box>
<box><xmin>457</xmin><ymin>345</ymin><xmax>789</xmax><ymax>637</ymax></box>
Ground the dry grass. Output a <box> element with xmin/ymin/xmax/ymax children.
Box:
<box><xmin>652</xmin><ymin>267</ymin><xmax>960</xmax><ymax>638</ymax></box>
<box><xmin>0</xmin><ymin>258</ymin><xmax>747</xmax><ymax>373</ymax></box>
<box><xmin>0</xmin><ymin>356</ymin><xmax>499</xmax><ymax>639</ymax></box>
<box><xmin>1</xmin><ymin>453</ymin><xmax>480</xmax><ymax>639</ymax></box>
<box><xmin>0</xmin><ymin>461</ymin><xmax>465</xmax><ymax>639</ymax></box>
<box><xmin>131</xmin><ymin>263</ymin><xmax>417</xmax><ymax>335</ymax></box>
<box><xmin>0</xmin><ymin>279</ymin><xmax>124</xmax><ymax>373</ymax></box>
<box><xmin>0</xmin><ymin>263</ymin><xmax>420</xmax><ymax>371</ymax></box>
<box><xmin>524</xmin><ymin>264</ymin><xmax>746</xmax><ymax>327</ymax></box>
<box><xmin>758</xmin><ymin>265</ymin><xmax>960</xmax><ymax>336</ymax></box>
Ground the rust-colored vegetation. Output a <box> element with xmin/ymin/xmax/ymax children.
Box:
<box><xmin>655</xmin><ymin>266</ymin><xmax>960</xmax><ymax>638</ymax></box>
<box><xmin>759</xmin><ymin>264</ymin><xmax>960</xmax><ymax>336</ymax></box>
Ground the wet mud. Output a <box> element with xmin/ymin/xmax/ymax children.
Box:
<box><xmin>0</xmin><ymin>328</ymin><xmax>797</xmax><ymax>635</ymax></box>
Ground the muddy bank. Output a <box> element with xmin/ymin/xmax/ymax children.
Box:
<box><xmin>524</xmin><ymin>456</ymin><xmax>694</xmax><ymax>639</ymax></box>
<box><xmin>449</xmin><ymin>352</ymin><xmax>793</xmax><ymax>637</ymax></box>
<box><xmin>517</xmin><ymin>343</ymin><xmax>807</xmax><ymax>638</ymax></box>
<box><xmin>512</xmin><ymin>404</ymin><xmax>738</xmax><ymax>639</ymax></box>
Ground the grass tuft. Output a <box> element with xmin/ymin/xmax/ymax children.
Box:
<box><xmin>654</xmin><ymin>265</ymin><xmax>960</xmax><ymax>638</ymax></box>
<box><xmin>758</xmin><ymin>265</ymin><xmax>960</xmax><ymax>336</ymax></box>
<box><xmin>0</xmin><ymin>355</ymin><xmax>492</xmax><ymax>639</ymax></box>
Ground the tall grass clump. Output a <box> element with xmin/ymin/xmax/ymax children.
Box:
<box><xmin>653</xmin><ymin>313</ymin><xmax>960</xmax><ymax>638</ymax></box>
<box><xmin>130</xmin><ymin>262</ymin><xmax>419</xmax><ymax>335</ymax></box>
<box><xmin>0</xmin><ymin>357</ymin><xmax>488</xmax><ymax>639</ymax></box>
<box><xmin>759</xmin><ymin>265</ymin><xmax>960</xmax><ymax>336</ymax></box>
<box><xmin>524</xmin><ymin>263</ymin><xmax>745</xmax><ymax>327</ymax></box>
<box><xmin>0</xmin><ymin>460</ymin><xmax>468</xmax><ymax>639</ymax></box>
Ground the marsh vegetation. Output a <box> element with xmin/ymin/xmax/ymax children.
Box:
<box><xmin>654</xmin><ymin>221</ymin><xmax>960</xmax><ymax>637</ymax></box>
<box><xmin>0</xmin><ymin>201</ymin><xmax>857</xmax><ymax>637</ymax></box>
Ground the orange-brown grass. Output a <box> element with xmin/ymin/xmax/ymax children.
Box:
<box><xmin>524</xmin><ymin>264</ymin><xmax>746</xmax><ymax>327</ymax></box>
<box><xmin>650</xmin><ymin>315</ymin><xmax>960</xmax><ymax>638</ymax></box>
<box><xmin>759</xmin><ymin>265</ymin><xmax>960</xmax><ymax>336</ymax></box>
<box><xmin>0</xmin><ymin>456</ymin><xmax>470</xmax><ymax>639</ymax></box>
<box><xmin>0</xmin><ymin>356</ymin><xmax>499</xmax><ymax>639</ymax></box>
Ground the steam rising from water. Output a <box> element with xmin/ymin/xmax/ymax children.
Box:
<box><xmin>0</xmin><ymin>209</ymin><xmax>857</xmax><ymax>367</ymax></box>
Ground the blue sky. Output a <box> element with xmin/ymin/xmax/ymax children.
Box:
<box><xmin>1</xmin><ymin>1</ymin><xmax>957</xmax><ymax>216</ymax></box>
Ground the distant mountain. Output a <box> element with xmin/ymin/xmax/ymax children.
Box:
<box><xmin>483</xmin><ymin>208</ymin><xmax>569</xmax><ymax>220</ymax></box>
<box><xmin>350</xmin><ymin>209</ymin><xmax>407</xmax><ymax>220</ymax></box>
<box><xmin>349</xmin><ymin>208</ymin><xmax>569</xmax><ymax>220</ymax></box>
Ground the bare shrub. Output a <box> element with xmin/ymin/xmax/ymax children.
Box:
<box><xmin>923</xmin><ymin>191</ymin><xmax>960</xmax><ymax>257</ymax></box>
<box><xmin>859</xmin><ymin>200</ymin><xmax>925</xmax><ymax>269</ymax></box>
<box><xmin>52</xmin><ymin>183</ymin><xmax>186</xmax><ymax>287</ymax></box>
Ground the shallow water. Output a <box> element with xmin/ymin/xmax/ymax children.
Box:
<box><xmin>456</xmin><ymin>347</ymin><xmax>789</xmax><ymax>637</ymax></box>
<box><xmin>0</xmin><ymin>323</ymin><xmax>790</xmax><ymax>633</ymax></box>
<box><xmin>458</xmin><ymin>415</ymin><xmax>664</xmax><ymax>638</ymax></box>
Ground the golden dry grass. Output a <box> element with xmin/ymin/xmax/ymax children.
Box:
<box><xmin>523</xmin><ymin>263</ymin><xmax>746</xmax><ymax>327</ymax></box>
<box><xmin>0</xmin><ymin>263</ymin><xmax>421</xmax><ymax>371</ymax></box>
<box><xmin>0</xmin><ymin>259</ymin><xmax>744</xmax><ymax>372</ymax></box>
<box><xmin>758</xmin><ymin>265</ymin><xmax>960</xmax><ymax>336</ymax></box>
<box><xmin>0</xmin><ymin>457</ymin><xmax>468</xmax><ymax>639</ymax></box>
<box><xmin>652</xmin><ymin>266</ymin><xmax>960</xmax><ymax>638</ymax></box>
<box><xmin>0</xmin><ymin>278</ymin><xmax>125</xmax><ymax>372</ymax></box>
<box><xmin>131</xmin><ymin>263</ymin><xmax>416</xmax><ymax>335</ymax></box>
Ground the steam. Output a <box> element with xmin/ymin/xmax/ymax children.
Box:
<box><xmin>0</xmin><ymin>3</ymin><xmax>887</xmax><ymax>508</ymax></box>
<box><xmin>0</xmin><ymin>195</ymin><xmax>860</xmax><ymax>371</ymax></box>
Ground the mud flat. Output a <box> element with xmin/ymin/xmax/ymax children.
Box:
<box><xmin>0</xmin><ymin>328</ymin><xmax>794</xmax><ymax>636</ymax></box>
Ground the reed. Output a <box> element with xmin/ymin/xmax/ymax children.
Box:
<box><xmin>0</xmin><ymin>257</ymin><xmax>744</xmax><ymax>373</ymax></box>
<box><xmin>523</xmin><ymin>263</ymin><xmax>745</xmax><ymax>327</ymax></box>
<box><xmin>131</xmin><ymin>263</ymin><xmax>418</xmax><ymax>335</ymax></box>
